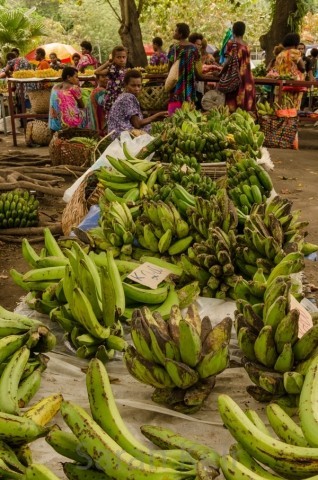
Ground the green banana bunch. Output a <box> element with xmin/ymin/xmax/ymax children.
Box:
<box><xmin>218</xmin><ymin>393</ymin><xmax>318</xmax><ymax>478</ymax></box>
<box><xmin>100</xmin><ymin>200</ymin><xmax>136</xmax><ymax>255</ymax></box>
<box><xmin>124</xmin><ymin>305</ymin><xmax>231</xmax><ymax>413</ymax></box>
<box><xmin>59</xmin><ymin>400</ymin><xmax>197</xmax><ymax>480</ymax></box>
<box><xmin>257</xmin><ymin>100</ymin><xmax>275</xmax><ymax>116</ymax></box>
<box><xmin>0</xmin><ymin>190</ymin><xmax>39</xmax><ymax>229</ymax></box>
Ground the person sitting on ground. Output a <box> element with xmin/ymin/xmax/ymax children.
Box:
<box><xmin>49</xmin><ymin>66</ymin><xmax>87</xmax><ymax>132</ymax></box>
<box><xmin>72</xmin><ymin>53</ymin><xmax>81</xmax><ymax>68</ymax></box>
<box><xmin>150</xmin><ymin>37</ymin><xmax>168</xmax><ymax>66</ymax></box>
<box><xmin>49</xmin><ymin>53</ymin><xmax>63</xmax><ymax>71</ymax></box>
<box><xmin>95</xmin><ymin>45</ymin><xmax>127</xmax><ymax>120</ymax></box>
<box><xmin>77</xmin><ymin>41</ymin><xmax>99</xmax><ymax>73</ymax></box>
<box><xmin>35</xmin><ymin>48</ymin><xmax>50</xmax><ymax>70</ymax></box>
<box><xmin>108</xmin><ymin>69</ymin><xmax>167</xmax><ymax>138</ymax></box>
<box><xmin>86</xmin><ymin>69</ymin><xmax>108</xmax><ymax>136</ymax></box>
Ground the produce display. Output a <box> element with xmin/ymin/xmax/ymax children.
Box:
<box><xmin>125</xmin><ymin>305</ymin><xmax>231</xmax><ymax>412</ymax></box>
<box><xmin>12</xmin><ymin>68</ymin><xmax>59</xmax><ymax>79</ymax></box>
<box><xmin>0</xmin><ymin>190</ymin><xmax>39</xmax><ymax>229</ymax></box>
<box><xmin>145</xmin><ymin>64</ymin><xmax>169</xmax><ymax>74</ymax></box>
<box><xmin>3</xmin><ymin>99</ymin><xmax>318</xmax><ymax>478</ymax></box>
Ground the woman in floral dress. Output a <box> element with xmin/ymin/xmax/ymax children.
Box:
<box><xmin>108</xmin><ymin>70</ymin><xmax>167</xmax><ymax>138</ymax></box>
<box><xmin>49</xmin><ymin>67</ymin><xmax>87</xmax><ymax>132</ymax></box>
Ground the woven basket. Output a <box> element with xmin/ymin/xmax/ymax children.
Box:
<box><xmin>139</xmin><ymin>86</ymin><xmax>169</xmax><ymax>111</ymax></box>
<box><xmin>61</xmin><ymin>171</ymin><xmax>104</xmax><ymax>236</ymax></box>
<box><xmin>28</xmin><ymin>90</ymin><xmax>51</xmax><ymax>114</ymax></box>
<box><xmin>258</xmin><ymin>115</ymin><xmax>298</xmax><ymax>149</ymax></box>
<box><xmin>49</xmin><ymin>128</ymin><xmax>100</xmax><ymax>167</ymax></box>
<box><xmin>25</xmin><ymin>120</ymin><xmax>52</xmax><ymax>147</ymax></box>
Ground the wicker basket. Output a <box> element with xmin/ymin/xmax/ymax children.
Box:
<box><xmin>49</xmin><ymin>128</ymin><xmax>100</xmax><ymax>167</ymax></box>
<box><xmin>139</xmin><ymin>86</ymin><xmax>169</xmax><ymax>111</ymax></box>
<box><xmin>61</xmin><ymin>171</ymin><xmax>104</xmax><ymax>236</ymax></box>
<box><xmin>25</xmin><ymin>120</ymin><xmax>52</xmax><ymax>147</ymax></box>
<box><xmin>163</xmin><ymin>162</ymin><xmax>227</xmax><ymax>180</ymax></box>
<box><xmin>28</xmin><ymin>90</ymin><xmax>51</xmax><ymax>114</ymax></box>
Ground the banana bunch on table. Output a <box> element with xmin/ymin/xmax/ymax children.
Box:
<box><xmin>218</xmin><ymin>381</ymin><xmax>318</xmax><ymax>480</ymax></box>
<box><xmin>0</xmin><ymin>392</ymin><xmax>62</xmax><ymax>478</ymax></box>
<box><xmin>227</xmin><ymin>157</ymin><xmax>273</xmax><ymax>215</ymax></box>
<box><xmin>96</xmin><ymin>142</ymin><xmax>161</xmax><ymax>202</ymax></box>
<box><xmin>48</xmin><ymin>358</ymin><xmax>219</xmax><ymax>479</ymax></box>
<box><xmin>135</xmin><ymin>200</ymin><xmax>193</xmax><ymax>256</ymax></box>
<box><xmin>235</xmin><ymin>196</ymin><xmax>307</xmax><ymax>279</ymax></box>
<box><xmin>124</xmin><ymin>305</ymin><xmax>231</xmax><ymax>413</ymax></box>
<box><xmin>234</xmin><ymin>256</ymin><xmax>317</xmax><ymax>406</ymax></box>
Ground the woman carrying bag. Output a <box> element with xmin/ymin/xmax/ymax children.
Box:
<box><xmin>220</xmin><ymin>21</ymin><xmax>255</xmax><ymax>113</ymax></box>
<box><xmin>165</xmin><ymin>23</ymin><xmax>203</xmax><ymax>114</ymax></box>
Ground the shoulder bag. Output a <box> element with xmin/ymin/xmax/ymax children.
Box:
<box><xmin>164</xmin><ymin>45</ymin><xmax>180</xmax><ymax>92</ymax></box>
<box><xmin>218</xmin><ymin>43</ymin><xmax>241</xmax><ymax>94</ymax></box>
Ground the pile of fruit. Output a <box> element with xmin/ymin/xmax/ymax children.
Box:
<box><xmin>12</xmin><ymin>68</ymin><xmax>58</xmax><ymax>79</ymax></box>
<box><xmin>125</xmin><ymin>305</ymin><xmax>231</xmax><ymax>413</ymax></box>
<box><xmin>145</xmin><ymin>64</ymin><xmax>169</xmax><ymax>74</ymax></box>
<box><xmin>0</xmin><ymin>190</ymin><xmax>39</xmax><ymax>229</ymax></box>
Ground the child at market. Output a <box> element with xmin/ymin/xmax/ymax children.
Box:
<box><xmin>95</xmin><ymin>46</ymin><xmax>127</xmax><ymax>120</ymax></box>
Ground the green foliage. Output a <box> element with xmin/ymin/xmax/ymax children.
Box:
<box><xmin>0</xmin><ymin>6</ymin><xmax>47</xmax><ymax>55</ymax></box>
<box><xmin>287</xmin><ymin>0</ymin><xmax>317</xmax><ymax>32</ymax></box>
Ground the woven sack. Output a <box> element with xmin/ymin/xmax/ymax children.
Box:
<box><xmin>61</xmin><ymin>171</ymin><xmax>103</xmax><ymax>236</ymax></box>
<box><xmin>28</xmin><ymin>90</ymin><xmax>51</xmax><ymax>114</ymax></box>
<box><xmin>259</xmin><ymin>115</ymin><xmax>299</xmax><ymax>149</ymax></box>
<box><xmin>139</xmin><ymin>86</ymin><xmax>169</xmax><ymax>110</ymax></box>
<box><xmin>25</xmin><ymin>120</ymin><xmax>52</xmax><ymax>146</ymax></box>
<box><xmin>49</xmin><ymin>128</ymin><xmax>100</xmax><ymax>167</ymax></box>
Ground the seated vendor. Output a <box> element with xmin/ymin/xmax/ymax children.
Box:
<box><xmin>49</xmin><ymin>66</ymin><xmax>87</xmax><ymax>132</ymax></box>
<box><xmin>107</xmin><ymin>69</ymin><xmax>167</xmax><ymax>138</ymax></box>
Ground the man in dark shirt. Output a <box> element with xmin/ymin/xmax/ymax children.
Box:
<box><xmin>298</xmin><ymin>43</ymin><xmax>314</xmax><ymax>81</ymax></box>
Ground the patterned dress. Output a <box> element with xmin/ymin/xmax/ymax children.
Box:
<box><xmin>150</xmin><ymin>52</ymin><xmax>168</xmax><ymax>66</ymax></box>
<box><xmin>77</xmin><ymin>54</ymin><xmax>98</xmax><ymax>72</ymax></box>
<box><xmin>225</xmin><ymin>40</ymin><xmax>255</xmax><ymax>112</ymax></box>
<box><xmin>108</xmin><ymin>92</ymin><xmax>150</xmax><ymax>139</ymax></box>
<box><xmin>49</xmin><ymin>84</ymin><xmax>87</xmax><ymax>131</ymax></box>
<box><xmin>102</xmin><ymin>64</ymin><xmax>126</xmax><ymax>118</ymax></box>
<box><xmin>273</xmin><ymin>49</ymin><xmax>305</xmax><ymax>110</ymax></box>
<box><xmin>87</xmin><ymin>86</ymin><xmax>107</xmax><ymax>135</ymax></box>
<box><xmin>167</xmin><ymin>43</ymin><xmax>200</xmax><ymax>103</ymax></box>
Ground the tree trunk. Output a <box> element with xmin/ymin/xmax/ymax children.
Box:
<box><xmin>118</xmin><ymin>0</ymin><xmax>147</xmax><ymax>67</ymax></box>
<box><xmin>260</xmin><ymin>0</ymin><xmax>298</xmax><ymax>65</ymax></box>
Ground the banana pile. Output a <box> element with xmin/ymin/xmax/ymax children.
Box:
<box><xmin>0</xmin><ymin>392</ymin><xmax>62</xmax><ymax>478</ymax></box>
<box><xmin>12</xmin><ymin>68</ymin><xmax>58</xmax><ymax>79</ymax></box>
<box><xmin>48</xmin><ymin>358</ymin><xmax>220</xmax><ymax>479</ymax></box>
<box><xmin>227</xmin><ymin>157</ymin><xmax>273</xmax><ymax>215</ymax></box>
<box><xmin>0</xmin><ymin>190</ymin><xmax>39</xmax><ymax>229</ymax></box>
<box><xmin>12</xmin><ymin>229</ymin><xmax>127</xmax><ymax>360</ymax></box>
<box><xmin>257</xmin><ymin>100</ymin><xmax>275</xmax><ymax>116</ymax></box>
<box><xmin>234</xmin><ymin>257</ymin><xmax>318</xmax><ymax>406</ymax></box>
<box><xmin>68</xmin><ymin>136</ymin><xmax>98</xmax><ymax>148</ymax></box>
<box><xmin>218</xmin><ymin>379</ymin><xmax>318</xmax><ymax>480</ymax></box>
<box><xmin>225</xmin><ymin>108</ymin><xmax>264</xmax><ymax>159</ymax></box>
<box><xmin>135</xmin><ymin>200</ymin><xmax>192</xmax><ymax>256</ymax></box>
<box><xmin>124</xmin><ymin>305</ymin><xmax>231</xmax><ymax>413</ymax></box>
<box><xmin>100</xmin><ymin>200</ymin><xmax>136</xmax><ymax>257</ymax></box>
<box><xmin>96</xmin><ymin>143</ymin><xmax>160</xmax><ymax>202</ymax></box>
<box><xmin>145</xmin><ymin>64</ymin><xmax>169</xmax><ymax>74</ymax></box>
<box><xmin>235</xmin><ymin>196</ymin><xmax>308</xmax><ymax>278</ymax></box>
<box><xmin>0</xmin><ymin>303</ymin><xmax>60</xmax><ymax>477</ymax></box>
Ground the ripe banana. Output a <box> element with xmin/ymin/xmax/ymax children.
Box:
<box><xmin>24</xmin><ymin>393</ymin><xmax>63</xmax><ymax>426</ymax></box>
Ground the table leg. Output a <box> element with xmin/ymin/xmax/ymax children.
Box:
<box><xmin>8</xmin><ymin>81</ymin><xmax>17</xmax><ymax>147</ymax></box>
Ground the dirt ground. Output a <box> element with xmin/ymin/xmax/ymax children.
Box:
<box><xmin>0</xmin><ymin>127</ymin><xmax>317</xmax><ymax>311</ymax></box>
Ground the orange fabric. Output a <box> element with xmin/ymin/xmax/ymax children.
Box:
<box><xmin>37</xmin><ymin>59</ymin><xmax>50</xmax><ymax>70</ymax></box>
